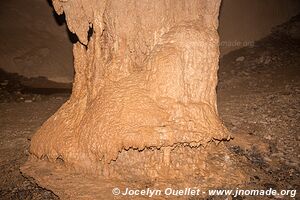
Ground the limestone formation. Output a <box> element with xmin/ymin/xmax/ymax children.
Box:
<box><xmin>22</xmin><ymin>0</ymin><xmax>248</xmax><ymax>198</ymax></box>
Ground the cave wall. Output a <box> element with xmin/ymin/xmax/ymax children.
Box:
<box><xmin>219</xmin><ymin>0</ymin><xmax>300</xmax><ymax>55</ymax></box>
<box><xmin>0</xmin><ymin>0</ymin><xmax>299</xmax><ymax>83</ymax></box>
<box><xmin>0</xmin><ymin>0</ymin><xmax>74</xmax><ymax>83</ymax></box>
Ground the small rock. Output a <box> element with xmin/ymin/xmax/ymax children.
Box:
<box><xmin>271</xmin><ymin>152</ymin><xmax>284</xmax><ymax>158</ymax></box>
<box><xmin>269</xmin><ymin>118</ymin><xmax>277</xmax><ymax>122</ymax></box>
<box><xmin>264</xmin><ymin>157</ymin><xmax>272</xmax><ymax>162</ymax></box>
<box><xmin>264</xmin><ymin>135</ymin><xmax>272</xmax><ymax>140</ymax></box>
<box><xmin>35</xmin><ymin>95</ymin><xmax>42</xmax><ymax>101</ymax></box>
<box><xmin>285</xmin><ymin>161</ymin><xmax>298</xmax><ymax>167</ymax></box>
<box><xmin>242</xmin><ymin>71</ymin><xmax>250</xmax><ymax>76</ymax></box>
<box><xmin>0</xmin><ymin>81</ymin><xmax>8</xmax><ymax>86</ymax></box>
<box><xmin>257</xmin><ymin>56</ymin><xmax>265</xmax><ymax>64</ymax></box>
<box><xmin>236</xmin><ymin>56</ymin><xmax>245</xmax><ymax>62</ymax></box>
<box><xmin>230</xmin><ymin>119</ymin><xmax>240</xmax><ymax>126</ymax></box>
<box><xmin>264</xmin><ymin>183</ymin><xmax>277</xmax><ymax>190</ymax></box>
<box><xmin>264</xmin><ymin>56</ymin><xmax>272</xmax><ymax>65</ymax></box>
<box><xmin>24</xmin><ymin>99</ymin><xmax>32</xmax><ymax>103</ymax></box>
<box><xmin>253</xmin><ymin>175</ymin><xmax>260</xmax><ymax>181</ymax></box>
<box><xmin>274</xmin><ymin>194</ymin><xmax>284</xmax><ymax>199</ymax></box>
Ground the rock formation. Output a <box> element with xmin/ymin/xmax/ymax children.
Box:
<box><xmin>22</xmin><ymin>0</ymin><xmax>247</xmax><ymax>198</ymax></box>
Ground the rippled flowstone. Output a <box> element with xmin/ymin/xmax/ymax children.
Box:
<box><xmin>21</xmin><ymin>0</ymin><xmax>249</xmax><ymax>199</ymax></box>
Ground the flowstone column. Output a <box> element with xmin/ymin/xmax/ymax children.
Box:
<box><xmin>22</xmin><ymin>0</ymin><xmax>247</xmax><ymax>198</ymax></box>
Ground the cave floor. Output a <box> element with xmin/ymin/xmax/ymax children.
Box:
<box><xmin>0</xmin><ymin>19</ymin><xmax>300</xmax><ymax>200</ymax></box>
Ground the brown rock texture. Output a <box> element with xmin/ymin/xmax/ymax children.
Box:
<box><xmin>22</xmin><ymin>0</ymin><xmax>248</xmax><ymax>198</ymax></box>
<box><xmin>0</xmin><ymin>0</ymin><xmax>74</xmax><ymax>83</ymax></box>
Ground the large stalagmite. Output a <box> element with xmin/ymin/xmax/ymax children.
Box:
<box><xmin>22</xmin><ymin>0</ymin><xmax>247</xmax><ymax>198</ymax></box>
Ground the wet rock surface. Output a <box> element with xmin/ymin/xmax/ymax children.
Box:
<box><xmin>0</xmin><ymin>14</ymin><xmax>300</xmax><ymax>200</ymax></box>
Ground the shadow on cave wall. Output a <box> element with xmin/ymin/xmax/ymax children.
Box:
<box><xmin>46</xmin><ymin>0</ymin><xmax>79</xmax><ymax>44</ymax></box>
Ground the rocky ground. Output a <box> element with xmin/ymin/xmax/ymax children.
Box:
<box><xmin>0</xmin><ymin>15</ymin><xmax>299</xmax><ymax>200</ymax></box>
<box><xmin>218</xmin><ymin>14</ymin><xmax>300</xmax><ymax>200</ymax></box>
<box><xmin>0</xmin><ymin>70</ymin><xmax>70</xmax><ymax>199</ymax></box>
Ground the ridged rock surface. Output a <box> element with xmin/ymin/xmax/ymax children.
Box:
<box><xmin>22</xmin><ymin>0</ymin><xmax>247</xmax><ymax>199</ymax></box>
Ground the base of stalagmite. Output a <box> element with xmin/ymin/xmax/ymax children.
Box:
<box><xmin>20</xmin><ymin>0</ymin><xmax>250</xmax><ymax>198</ymax></box>
<box><xmin>21</xmin><ymin>143</ymin><xmax>248</xmax><ymax>200</ymax></box>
